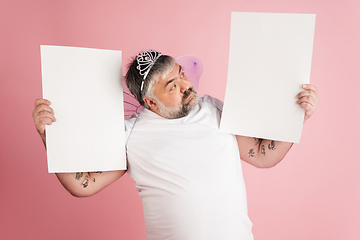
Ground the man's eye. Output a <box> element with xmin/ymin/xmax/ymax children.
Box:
<box><xmin>170</xmin><ymin>85</ymin><xmax>176</xmax><ymax>91</ymax></box>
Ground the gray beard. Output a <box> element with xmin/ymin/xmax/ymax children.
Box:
<box><xmin>158</xmin><ymin>89</ymin><xmax>198</xmax><ymax>119</ymax></box>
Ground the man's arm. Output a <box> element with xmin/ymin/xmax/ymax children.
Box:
<box><xmin>56</xmin><ymin>170</ymin><xmax>126</xmax><ymax>197</ymax></box>
<box><xmin>236</xmin><ymin>136</ymin><xmax>293</xmax><ymax>168</ymax></box>
<box><xmin>32</xmin><ymin>98</ymin><xmax>126</xmax><ymax>197</ymax></box>
<box><xmin>236</xmin><ymin>84</ymin><xmax>318</xmax><ymax>168</ymax></box>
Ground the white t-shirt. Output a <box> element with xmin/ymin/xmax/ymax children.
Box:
<box><xmin>125</xmin><ymin>95</ymin><xmax>253</xmax><ymax>240</ymax></box>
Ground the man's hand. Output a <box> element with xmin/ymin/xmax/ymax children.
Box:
<box><xmin>32</xmin><ymin>99</ymin><xmax>126</xmax><ymax>196</ymax></box>
<box><xmin>296</xmin><ymin>84</ymin><xmax>318</xmax><ymax>122</ymax></box>
<box><xmin>238</xmin><ymin>84</ymin><xmax>318</xmax><ymax>168</ymax></box>
<box><xmin>32</xmin><ymin>99</ymin><xmax>56</xmax><ymax>145</ymax></box>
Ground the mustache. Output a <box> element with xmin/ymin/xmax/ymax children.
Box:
<box><xmin>182</xmin><ymin>88</ymin><xmax>196</xmax><ymax>103</ymax></box>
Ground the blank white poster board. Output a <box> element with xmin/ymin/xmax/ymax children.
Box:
<box><xmin>41</xmin><ymin>45</ymin><xmax>126</xmax><ymax>173</ymax></box>
<box><xmin>220</xmin><ymin>12</ymin><xmax>316</xmax><ymax>143</ymax></box>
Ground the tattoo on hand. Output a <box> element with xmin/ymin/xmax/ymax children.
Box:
<box><xmin>93</xmin><ymin>171</ymin><xmax>102</xmax><ymax>174</ymax></box>
<box><xmin>268</xmin><ymin>141</ymin><xmax>276</xmax><ymax>150</ymax></box>
<box><xmin>261</xmin><ymin>145</ymin><xmax>265</xmax><ymax>156</ymax></box>
<box><xmin>92</xmin><ymin>178</ymin><xmax>96</xmax><ymax>183</ymax></box>
<box><xmin>75</xmin><ymin>172</ymin><xmax>83</xmax><ymax>180</ymax></box>
<box><xmin>82</xmin><ymin>175</ymin><xmax>89</xmax><ymax>188</ymax></box>
<box><xmin>248</xmin><ymin>149</ymin><xmax>256</xmax><ymax>157</ymax></box>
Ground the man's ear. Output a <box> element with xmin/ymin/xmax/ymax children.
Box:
<box><xmin>143</xmin><ymin>97</ymin><xmax>157</xmax><ymax>110</ymax></box>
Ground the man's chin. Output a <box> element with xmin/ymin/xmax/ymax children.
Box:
<box><xmin>161</xmin><ymin>99</ymin><xmax>197</xmax><ymax>119</ymax></box>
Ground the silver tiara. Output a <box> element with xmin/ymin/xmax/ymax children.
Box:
<box><xmin>136</xmin><ymin>50</ymin><xmax>162</xmax><ymax>92</ymax></box>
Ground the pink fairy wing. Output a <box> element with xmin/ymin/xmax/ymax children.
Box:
<box><xmin>176</xmin><ymin>55</ymin><xmax>203</xmax><ymax>92</ymax></box>
<box><xmin>123</xmin><ymin>80</ymin><xmax>144</xmax><ymax>118</ymax></box>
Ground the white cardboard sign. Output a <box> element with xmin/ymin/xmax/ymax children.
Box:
<box><xmin>41</xmin><ymin>45</ymin><xmax>126</xmax><ymax>173</ymax></box>
<box><xmin>220</xmin><ymin>12</ymin><xmax>316</xmax><ymax>143</ymax></box>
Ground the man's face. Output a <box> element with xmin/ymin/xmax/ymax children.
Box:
<box><xmin>147</xmin><ymin>63</ymin><xmax>198</xmax><ymax>119</ymax></box>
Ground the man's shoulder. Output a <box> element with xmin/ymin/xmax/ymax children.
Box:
<box><xmin>124</xmin><ymin>112</ymin><xmax>140</xmax><ymax>131</ymax></box>
<box><xmin>199</xmin><ymin>94</ymin><xmax>223</xmax><ymax>112</ymax></box>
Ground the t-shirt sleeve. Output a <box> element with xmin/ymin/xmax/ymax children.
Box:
<box><xmin>203</xmin><ymin>94</ymin><xmax>224</xmax><ymax>112</ymax></box>
<box><xmin>124</xmin><ymin>114</ymin><xmax>139</xmax><ymax>145</ymax></box>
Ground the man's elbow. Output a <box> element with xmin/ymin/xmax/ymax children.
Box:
<box><xmin>66</xmin><ymin>188</ymin><xmax>98</xmax><ymax>198</ymax></box>
<box><xmin>251</xmin><ymin>157</ymin><xmax>284</xmax><ymax>168</ymax></box>
<box><xmin>70</xmin><ymin>192</ymin><xmax>90</xmax><ymax>198</ymax></box>
<box><xmin>255</xmin><ymin>161</ymin><xmax>279</xmax><ymax>169</ymax></box>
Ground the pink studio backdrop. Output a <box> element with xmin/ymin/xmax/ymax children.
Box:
<box><xmin>1</xmin><ymin>0</ymin><xmax>359</xmax><ymax>239</ymax></box>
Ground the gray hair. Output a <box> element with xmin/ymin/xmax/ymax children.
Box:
<box><xmin>125</xmin><ymin>54</ymin><xmax>176</xmax><ymax>108</ymax></box>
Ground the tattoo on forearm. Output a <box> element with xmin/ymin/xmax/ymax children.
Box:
<box><xmin>75</xmin><ymin>172</ymin><xmax>83</xmax><ymax>180</ymax></box>
<box><xmin>76</xmin><ymin>171</ymin><xmax>101</xmax><ymax>187</ymax></box>
<box><xmin>248</xmin><ymin>149</ymin><xmax>256</xmax><ymax>157</ymax></box>
<box><xmin>268</xmin><ymin>141</ymin><xmax>276</xmax><ymax>150</ymax></box>
<box><xmin>261</xmin><ymin>145</ymin><xmax>265</xmax><ymax>156</ymax></box>
<box><xmin>254</xmin><ymin>138</ymin><xmax>262</xmax><ymax>146</ymax></box>
<box><xmin>82</xmin><ymin>175</ymin><xmax>89</xmax><ymax>188</ymax></box>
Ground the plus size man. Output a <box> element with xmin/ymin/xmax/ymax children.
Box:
<box><xmin>33</xmin><ymin>50</ymin><xmax>318</xmax><ymax>239</ymax></box>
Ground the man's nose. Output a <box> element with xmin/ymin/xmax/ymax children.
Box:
<box><xmin>180</xmin><ymin>79</ymin><xmax>191</xmax><ymax>93</ymax></box>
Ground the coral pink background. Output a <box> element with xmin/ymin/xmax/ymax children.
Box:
<box><xmin>1</xmin><ymin>0</ymin><xmax>359</xmax><ymax>239</ymax></box>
